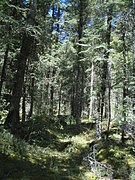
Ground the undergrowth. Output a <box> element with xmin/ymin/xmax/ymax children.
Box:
<box><xmin>0</xmin><ymin>116</ymin><xmax>134</xmax><ymax>179</ymax></box>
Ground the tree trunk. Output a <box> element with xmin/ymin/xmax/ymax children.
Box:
<box><xmin>106</xmin><ymin>82</ymin><xmax>111</xmax><ymax>139</ymax></box>
<box><xmin>71</xmin><ymin>85</ymin><xmax>75</xmax><ymax>117</ymax></box>
<box><xmin>89</xmin><ymin>62</ymin><xmax>94</xmax><ymax>120</ymax></box>
<box><xmin>28</xmin><ymin>77</ymin><xmax>34</xmax><ymax>118</ymax></box>
<box><xmin>96</xmin><ymin>5</ymin><xmax>113</xmax><ymax>139</ymax></box>
<box><xmin>132</xmin><ymin>0</ymin><xmax>135</xmax><ymax>114</ymax></box>
<box><xmin>74</xmin><ymin>63</ymin><xmax>82</xmax><ymax>125</ymax></box>
<box><xmin>100</xmin><ymin>5</ymin><xmax>113</xmax><ymax>122</ymax></box>
<box><xmin>121</xmin><ymin>29</ymin><xmax>127</xmax><ymax>143</ymax></box>
<box><xmin>22</xmin><ymin>85</ymin><xmax>26</xmax><ymax>122</ymax></box>
<box><xmin>49</xmin><ymin>69</ymin><xmax>55</xmax><ymax>115</ymax></box>
<box><xmin>96</xmin><ymin>94</ymin><xmax>102</xmax><ymax>140</ymax></box>
<box><xmin>4</xmin><ymin>0</ymin><xmax>36</xmax><ymax>126</ymax></box>
<box><xmin>73</xmin><ymin>0</ymin><xmax>84</xmax><ymax>126</ymax></box>
<box><xmin>58</xmin><ymin>83</ymin><xmax>62</xmax><ymax>116</ymax></box>
<box><xmin>0</xmin><ymin>44</ymin><xmax>9</xmax><ymax>98</ymax></box>
<box><xmin>49</xmin><ymin>3</ymin><xmax>60</xmax><ymax>115</ymax></box>
<box><xmin>100</xmin><ymin>61</ymin><xmax>108</xmax><ymax>121</ymax></box>
<box><xmin>5</xmin><ymin>32</ymin><xmax>34</xmax><ymax>125</ymax></box>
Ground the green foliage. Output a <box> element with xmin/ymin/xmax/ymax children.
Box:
<box><xmin>0</xmin><ymin>111</ymin><xmax>7</xmax><ymax>124</ymax></box>
<box><xmin>0</xmin><ymin>116</ymin><xmax>135</xmax><ymax>179</ymax></box>
<box><xmin>95</xmin><ymin>137</ymin><xmax>134</xmax><ymax>179</ymax></box>
<box><xmin>0</xmin><ymin>0</ymin><xmax>135</xmax><ymax>179</ymax></box>
<box><xmin>0</xmin><ymin>117</ymin><xmax>96</xmax><ymax>179</ymax></box>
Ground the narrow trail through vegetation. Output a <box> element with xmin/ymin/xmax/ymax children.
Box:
<box><xmin>0</xmin><ymin>116</ymin><xmax>135</xmax><ymax>179</ymax></box>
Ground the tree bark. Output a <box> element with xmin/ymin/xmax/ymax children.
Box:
<box><xmin>132</xmin><ymin>0</ymin><xmax>135</xmax><ymax>114</ymax></box>
<box><xmin>89</xmin><ymin>62</ymin><xmax>94</xmax><ymax>120</ymax></box>
<box><xmin>22</xmin><ymin>85</ymin><xmax>26</xmax><ymax>122</ymax></box>
<box><xmin>4</xmin><ymin>0</ymin><xmax>36</xmax><ymax>125</ymax></box>
<box><xmin>96</xmin><ymin>93</ymin><xmax>102</xmax><ymax>140</ymax></box>
<box><xmin>49</xmin><ymin>3</ymin><xmax>60</xmax><ymax>115</ymax></box>
<box><xmin>28</xmin><ymin>77</ymin><xmax>34</xmax><ymax>118</ymax></box>
<box><xmin>49</xmin><ymin>69</ymin><xmax>55</xmax><ymax>115</ymax></box>
<box><xmin>73</xmin><ymin>0</ymin><xmax>84</xmax><ymax>126</ymax></box>
<box><xmin>96</xmin><ymin>5</ymin><xmax>113</xmax><ymax>140</ymax></box>
<box><xmin>58</xmin><ymin>83</ymin><xmax>62</xmax><ymax>116</ymax></box>
<box><xmin>5</xmin><ymin>32</ymin><xmax>34</xmax><ymax>125</ymax></box>
<box><xmin>0</xmin><ymin>44</ymin><xmax>9</xmax><ymax>98</ymax></box>
<box><xmin>121</xmin><ymin>29</ymin><xmax>127</xmax><ymax>143</ymax></box>
<box><xmin>106</xmin><ymin>80</ymin><xmax>111</xmax><ymax>139</ymax></box>
<box><xmin>100</xmin><ymin>6</ymin><xmax>113</xmax><ymax>122</ymax></box>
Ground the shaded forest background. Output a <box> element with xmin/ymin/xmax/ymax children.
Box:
<box><xmin>0</xmin><ymin>0</ymin><xmax>135</xmax><ymax>179</ymax></box>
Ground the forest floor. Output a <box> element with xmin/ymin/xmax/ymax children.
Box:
<box><xmin>0</xmin><ymin>115</ymin><xmax>135</xmax><ymax>180</ymax></box>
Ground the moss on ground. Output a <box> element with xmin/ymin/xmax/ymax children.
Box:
<box><xmin>0</xmin><ymin>116</ymin><xmax>134</xmax><ymax>179</ymax></box>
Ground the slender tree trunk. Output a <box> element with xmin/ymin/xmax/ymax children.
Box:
<box><xmin>49</xmin><ymin>5</ymin><xmax>55</xmax><ymax>115</ymax></box>
<box><xmin>46</xmin><ymin>71</ymin><xmax>50</xmax><ymax>114</ymax></box>
<box><xmin>100</xmin><ymin>5</ymin><xmax>113</xmax><ymax>122</ymax></box>
<box><xmin>49</xmin><ymin>4</ymin><xmax>60</xmax><ymax>115</ymax></box>
<box><xmin>28</xmin><ymin>77</ymin><xmax>34</xmax><ymax>118</ymax></box>
<box><xmin>0</xmin><ymin>44</ymin><xmax>9</xmax><ymax>98</ymax></box>
<box><xmin>74</xmin><ymin>63</ymin><xmax>82</xmax><ymax>125</ymax></box>
<box><xmin>106</xmin><ymin>82</ymin><xmax>111</xmax><ymax>139</ymax></box>
<box><xmin>96</xmin><ymin>94</ymin><xmax>102</xmax><ymax>140</ymax></box>
<box><xmin>40</xmin><ymin>72</ymin><xmax>46</xmax><ymax>114</ymax></box>
<box><xmin>89</xmin><ymin>62</ymin><xmax>94</xmax><ymax>120</ymax></box>
<box><xmin>96</xmin><ymin>5</ymin><xmax>113</xmax><ymax>139</ymax></box>
<box><xmin>49</xmin><ymin>69</ymin><xmax>55</xmax><ymax>115</ymax></box>
<box><xmin>104</xmin><ymin>98</ymin><xmax>108</xmax><ymax>119</ymax></box>
<box><xmin>71</xmin><ymin>85</ymin><xmax>75</xmax><ymax>117</ymax></box>
<box><xmin>121</xmin><ymin>29</ymin><xmax>127</xmax><ymax>143</ymax></box>
<box><xmin>50</xmin><ymin>85</ymin><xmax>54</xmax><ymax>114</ymax></box>
<box><xmin>58</xmin><ymin>83</ymin><xmax>62</xmax><ymax>116</ymax></box>
<box><xmin>80</xmin><ymin>65</ymin><xmax>85</xmax><ymax>117</ymax></box>
<box><xmin>22</xmin><ymin>85</ymin><xmax>26</xmax><ymax>122</ymax></box>
<box><xmin>100</xmin><ymin>61</ymin><xmax>108</xmax><ymax>121</ymax></box>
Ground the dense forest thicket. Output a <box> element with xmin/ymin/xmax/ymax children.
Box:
<box><xmin>0</xmin><ymin>0</ymin><xmax>135</xmax><ymax>179</ymax></box>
